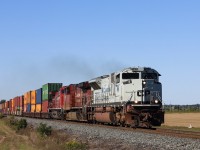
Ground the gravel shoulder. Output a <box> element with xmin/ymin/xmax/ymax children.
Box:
<box><xmin>16</xmin><ymin>117</ymin><xmax>200</xmax><ymax>150</ymax></box>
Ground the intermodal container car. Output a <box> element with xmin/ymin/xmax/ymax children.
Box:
<box><xmin>36</xmin><ymin>88</ymin><xmax>42</xmax><ymax>104</ymax></box>
<box><xmin>31</xmin><ymin>104</ymin><xmax>35</xmax><ymax>112</ymax></box>
<box><xmin>42</xmin><ymin>83</ymin><xmax>62</xmax><ymax>101</ymax></box>
<box><xmin>36</xmin><ymin>104</ymin><xmax>42</xmax><ymax>112</ymax></box>
<box><xmin>26</xmin><ymin>104</ymin><xmax>31</xmax><ymax>112</ymax></box>
<box><xmin>42</xmin><ymin>101</ymin><xmax>48</xmax><ymax>112</ymax></box>
<box><xmin>31</xmin><ymin>90</ymin><xmax>36</xmax><ymax>104</ymax></box>
<box><xmin>24</xmin><ymin>91</ymin><xmax>31</xmax><ymax>105</ymax></box>
<box><xmin>19</xmin><ymin>96</ymin><xmax>24</xmax><ymax>107</ymax></box>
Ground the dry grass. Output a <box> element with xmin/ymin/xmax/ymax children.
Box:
<box><xmin>0</xmin><ymin>119</ymin><xmax>36</xmax><ymax>150</ymax></box>
<box><xmin>0</xmin><ymin>118</ymin><xmax>87</xmax><ymax>150</ymax></box>
<box><xmin>163</xmin><ymin>113</ymin><xmax>200</xmax><ymax>128</ymax></box>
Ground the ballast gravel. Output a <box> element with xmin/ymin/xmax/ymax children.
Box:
<box><xmin>16</xmin><ymin>117</ymin><xmax>200</xmax><ymax>150</ymax></box>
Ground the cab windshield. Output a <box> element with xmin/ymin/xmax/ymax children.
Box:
<box><xmin>142</xmin><ymin>73</ymin><xmax>157</xmax><ymax>79</ymax></box>
<box><xmin>122</xmin><ymin>73</ymin><xmax>139</xmax><ymax>79</ymax></box>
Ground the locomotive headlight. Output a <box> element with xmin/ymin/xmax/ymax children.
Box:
<box><xmin>134</xmin><ymin>100</ymin><xmax>138</xmax><ymax>103</ymax></box>
<box><xmin>155</xmin><ymin>100</ymin><xmax>158</xmax><ymax>104</ymax></box>
<box><xmin>142</xmin><ymin>80</ymin><xmax>146</xmax><ymax>88</ymax></box>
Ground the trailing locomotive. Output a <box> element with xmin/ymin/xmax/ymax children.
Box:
<box><xmin>0</xmin><ymin>67</ymin><xmax>164</xmax><ymax>128</ymax></box>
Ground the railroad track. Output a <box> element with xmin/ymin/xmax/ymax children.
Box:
<box><xmin>70</xmin><ymin>121</ymin><xmax>200</xmax><ymax>139</ymax></box>
<box><xmin>152</xmin><ymin>128</ymin><xmax>200</xmax><ymax>139</ymax></box>
<box><xmin>60</xmin><ymin>120</ymin><xmax>200</xmax><ymax>139</ymax></box>
<box><xmin>14</xmin><ymin>116</ymin><xmax>200</xmax><ymax>139</ymax></box>
<box><xmin>115</xmin><ymin>126</ymin><xmax>200</xmax><ymax>139</ymax></box>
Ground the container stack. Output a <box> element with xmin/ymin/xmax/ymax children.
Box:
<box><xmin>42</xmin><ymin>83</ymin><xmax>62</xmax><ymax>112</ymax></box>
<box><xmin>5</xmin><ymin>101</ymin><xmax>9</xmax><ymax>114</ymax></box>
<box><xmin>13</xmin><ymin>97</ymin><xmax>18</xmax><ymax>115</ymax></box>
<box><xmin>18</xmin><ymin>96</ymin><xmax>24</xmax><ymax>115</ymax></box>
<box><xmin>36</xmin><ymin>88</ymin><xmax>42</xmax><ymax>112</ymax></box>
<box><xmin>31</xmin><ymin>90</ymin><xmax>36</xmax><ymax>112</ymax></box>
<box><xmin>9</xmin><ymin>100</ymin><xmax>12</xmax><ymax>115</ymax></box>
<box><xmin>24</xmin><ymin>91</ymin><xmax>31</xmax><ymax>112</ymax></box>
<box><xmin>10</xmin><ymin>99</ymin><xmax>13</xmax><ymax>114</ymax></box>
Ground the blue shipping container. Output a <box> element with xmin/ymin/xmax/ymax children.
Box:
<box><xmin>27</xmin><ymin>104</ymin><xmax>31</xmax><ymax>112</ymax></box>
<box><xmin>36</xmin><ymin>88</ymin><xmax>42</xmax><ymax>104</ymax></box>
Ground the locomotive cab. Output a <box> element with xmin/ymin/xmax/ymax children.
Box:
<box><xmin>121</xmin><ymin>68</ymin><xmax>162</xmax><ymax>106</ymax></box>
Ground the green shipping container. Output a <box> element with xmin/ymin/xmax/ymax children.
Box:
<box><xmin>42</xmin><ymin>83</ymin><xmax>62</xmax><ymax>101</ymax></box>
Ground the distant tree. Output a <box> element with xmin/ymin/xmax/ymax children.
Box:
<box><xmin>0</xmin><ymin>99</ymin><xmax>6</xmax><ymax>104</ymax></box>
<box><xmin>164</xmin><ymin>104</ymin><xmax>200</xmax><ymax>112</ymax></box>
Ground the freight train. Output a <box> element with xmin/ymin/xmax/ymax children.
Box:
<box><xmin>0</xmin><ymin>67</ymin><xmax>164</xmax><ymax>128</ymax></box>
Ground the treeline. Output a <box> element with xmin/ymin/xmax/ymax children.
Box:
<box><xmin>164</xmin><ymin>104</ymin><xmax>200</xmax><ymax>112</ymax></box>
<box><xmin>0</xmin><ymin>100</ymin><xmax>6</xmax><ymax>104</ymax></box>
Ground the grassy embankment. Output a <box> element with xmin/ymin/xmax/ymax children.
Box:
<box><xmin>0</xmin><ymin>115</ymin><xmax>87</xmax><ymax>150</ymax></box>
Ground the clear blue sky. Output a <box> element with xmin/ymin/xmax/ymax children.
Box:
<box><xmin>0</xmin><ymin>1</ymin><xmax>200</xmax><ymax>104</ymax></box>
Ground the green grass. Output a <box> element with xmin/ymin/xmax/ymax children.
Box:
<box><xmin>65</xmin><ymin>140</ymin><xmax>87</xmax><ymax>150</ymax></box>
<box><xmin>37</xmin><ymin>123</ymin><xmax>52</xmax><ymax>137</ymax></box>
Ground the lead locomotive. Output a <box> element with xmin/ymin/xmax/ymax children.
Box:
<box><xmin>89</xmin><ymin>67</ymin><xmax>164</xmax><ymax>128</ymax></box>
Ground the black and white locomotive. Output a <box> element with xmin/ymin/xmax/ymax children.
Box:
<box><xmin>89</xmin><ymin>67</ymin><xmax>164</xmax><ymax>128</ymax></box>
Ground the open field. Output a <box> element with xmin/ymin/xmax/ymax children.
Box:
<box><xmin>163</xmin><ymin>113</ymin><xmax>200</xmax><ymax>128</ymax></box>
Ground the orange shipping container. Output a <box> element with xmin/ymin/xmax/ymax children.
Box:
<box><xmin>24</xmin><ymin>91</ymin><xmax>31</xmax><ymax>105</ymax></box>
<box><xmin>35</xmin><ymin>104</ymin><xmax>41</xmax><ymax>112</ymax></box>
<box><xmin>31</xmin><ymin>90</ymin><xmax>36</xmax><ymax>104</ymax></box>
<box><xmin>31</xmin><ymin>104</ymin><xmax>36</xmax><ymax>112</ymax></box>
